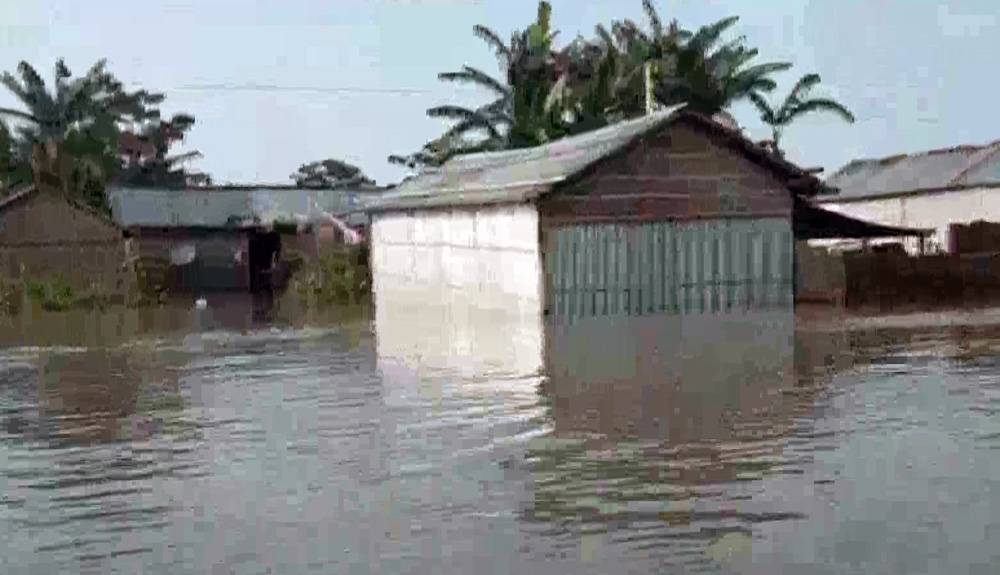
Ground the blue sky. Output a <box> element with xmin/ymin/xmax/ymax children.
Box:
<box><xmin>1</xmin><ymin>1</ymin><xmax>997</xmax><ymax>186</ymax></box>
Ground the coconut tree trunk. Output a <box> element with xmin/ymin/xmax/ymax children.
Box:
<box><xmin>30</xmin><ymin>140</ymin><xmax>68</xmax><ymax>195</ymax></box>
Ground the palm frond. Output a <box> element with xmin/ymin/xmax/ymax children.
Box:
<box><xmin>473</xmin><ymin>25</ymin><xmax>512</xmax><ymax>64</ymax></box>
<box><xmin>165</xmin><ymin>150</ymin><xmax>202</xmax><ymax>164</ymax></box>
<box><xmin>642</xmin><ymin>0</ymin><xmax>663</xmax><ymax>39</ymax></box>
<box><xmin>687</xmin><ymin>16</ymin><xmax>739</xmax><ymax>54</ymax></box>
<box><xmin>737</xmin><ymin>61</ymin><xmax>793</xmax><ymax>81</ymax></box>
<box><xmin>428</xmin><ymin>105</ymin><xmax>503</xmax><ymax>140</ymax></box>
<box><xmin>786</xmin><ymin>73</ymin><xmax>822</xmax><ymax>103</ymax></box>
<box><xmin>595</xmin><ymin>24</ymin><xmax>615</xmax><ymax>49</ymax></box>
<box><xmin>16</xmin><ymin>62</ymin><xmax>46</xmax><ymax>98</ymax></box>
<box><xmin>438</xmin><ymin>66</ymin><xmax>510</xmax><ymax>97</ymax></box>
<box><xmin>0</xmin><ymin>106</ymin><xmax>38</xmax><ymax>124</ymax></box>
<box><xmin>748</xmin><ymin>92</ymin><xmax>776</xmax><ymax>124</ymax></box>
<box><xmin>788</xmin><ymin>98</ymin><xmax>855</xmax><ymax>123</ymax></box>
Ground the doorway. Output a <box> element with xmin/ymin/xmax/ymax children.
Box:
<box><xmin>248</xmin><ymin>230</ymin><xmax>281</xmax><ymax>293</ymax></box>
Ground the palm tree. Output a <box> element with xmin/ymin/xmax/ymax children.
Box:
<box><xmin>389</xmin><ymin>1</ymin><xmax>570</xmax><ymax>169</ymax></box>
<box><xmin>608</xmin><ymin>1</ymin><xmax>691</xmax><ymax>116</ymax></box>
<box><xmin>388</xmin><ymin>131</ymin><xmax>480</xmax><ymax>170</ymax></box>
<box><xmin>117</xmin><ymin>113</ymin><xmax>207</xmax><ymax>187</ymax></box>
<box><xmin>749</xmin><ymin>73</ymin><xmax>855</xmax><ymax>153</ymax></box>
<box><xmin>0</xmin><ymin>59</ymin><xmax>159</xmax><ymax>201</ymax></box>
<box><xmin>0</xmin><ymin>120</ymin><xmax>31</xmax><ymax>192</ymax></box>
<box><xmin>655</xmin><ymin>16</ymin><xmax>791</xmax><ymax>114</ymax></box>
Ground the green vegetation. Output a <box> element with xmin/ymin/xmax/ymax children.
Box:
<box><xmin>389</xmin><ymin>1</ymin><xmax>854</xmax><ymax>169</ymax></box>
<box><xmin>129</xmin><ymin>256</ymin><xmax>172</xmax><ymax>307</ymax></box>
<box><xmin>292</xmin><ymin>246</ymin><xmax>370</xmax><ymax>307</ymax></box>
<box><xmin>0</xmin><ymin>277</ymin><xmax>23</xmax><ymax>316</ymax></box>
<box><xmin>11</xmin><ymin>277</ymin><xmax>114</xmax><ymax>312</ymax></box>
<box><xmin>290</xmin><ymin>158</ymin><xmax>375</xmax><ymax>188</ymax></box>
<box><xmin>25</xmin><ymin>278</ymin><xmax>76</xmax><ymax>311</ymax></box>
<box><xmin>0</xmin><ymin>59</ymin><xmax>208</xmax><ymax>210</ymax></box>
<box><xmin>749</xmin><ymin>73</ymin><xmax>856</xmax><ymax>153</ymax></box>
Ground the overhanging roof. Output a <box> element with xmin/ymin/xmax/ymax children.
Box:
<box><xmin>793</xmin><ymin>198</ymin><xmax>932</xmax><ymax>240</ymax></box>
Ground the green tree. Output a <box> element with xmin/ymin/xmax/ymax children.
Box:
<box><xmin>389</xmin><ymin>1</ymin><xmax>571</xmax><ymax>169</ymax></box>
<box><xmin>117</xmin><ymin>113</ymin><xmax>209</xmax><ymax>187</ymax></box>
<box><xmin>600</xmin><ymin>1</ymin><xmax>690</xmax><ymax>118</ymax></box>
<box><xmin>654</xmin><ymin>16</ymin><xmax>791</xmax><ymax>114</ymax></box>
<box><xmin>749</xmin><ymin>73</ymin><xmax>855</xmax><ymax>153</ymax></box>
<box><xmin>0</xmin><ymin>59</ymin><xmax>159</xmax><ymax>208</ymax></box>
<box><xmin>390</xmin><ymin>2</ymin><xmax>797</xmax><ymax>173</ymax></box>
<box><xmin>291</xmin><ymin>158</ymin><xmax>374</xmax><ymax>189</ymax></box>
<box><xmin>0</xmin><ymin>120</ymin><xmax>31</xmax><ymax>192</ymax></box>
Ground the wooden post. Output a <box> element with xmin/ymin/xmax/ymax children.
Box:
<box><xmin>643</xmin><ymin>61</ymin><xmax>653</xmax><ymax>116</ymax></box>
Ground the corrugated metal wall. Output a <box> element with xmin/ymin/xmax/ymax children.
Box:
<box><xmin>545</xmin><ymin>217</ymin><xmax>793</xmax><ymax>320</ymax></box>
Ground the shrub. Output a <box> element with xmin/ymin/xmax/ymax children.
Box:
<box><xmin>130</xmin><ymin>256</ymin><xmax>172</xmax><ymax>306</ymax></box>
<box><xmin>24</xmin><ymin>278</ymin><xmax>76</xmax><ymax>311</ymax></box>
<box><xmin>294</xmin><ymin>245</ymin><xmax>370</xmax><ymax>306</ymax></box>
<box><xmin>0</xmin><ymin>277</ymin><xmax>22</xmax><ymax>316</ymax></box>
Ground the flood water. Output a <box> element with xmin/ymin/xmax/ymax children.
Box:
<box><xmin>3</xmin><ymin>300</ymin><xmax>1000</xmax><ymax>574</ymax></box>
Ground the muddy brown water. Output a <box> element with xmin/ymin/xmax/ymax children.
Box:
<box><xmin>2</xmin><ymin>299</ymin><xmax>1000</xmax><ymax>574</ymax></box>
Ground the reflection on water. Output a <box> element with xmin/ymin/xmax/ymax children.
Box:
<box><xmin>3</xmin><ymin>300</ymin><xmax>1000</xmax><ymax>573</ymax></box>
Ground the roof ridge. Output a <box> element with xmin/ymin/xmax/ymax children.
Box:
<box><xmin>440</xmin><ymin>109</ymin><xmax>678</xmax><ymax>170</ymax></box>
<box><xmin>840</xmin><ymin>139</ymin><xmax>1000</xmax><ymax>167</ymax></box>
<box><xmin>948</xmin><ymin>141</ymin><xmax>1000</xmax><ymax>187</ymax></box>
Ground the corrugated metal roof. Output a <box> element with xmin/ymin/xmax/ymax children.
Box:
<box><xmin>371</xmin><ymin>106</ymin><xmax>824</xmax><ymax>212</ymax></box>
<box><xmin>108</xmin><ymin>186</ymin><xmax>383</xmax><ymax>228</ymax></box>
<box><xmin>825</xmin><ymin>140</ymin><xmax>1000</xmax><ymax>200</ymax></box>
<box><xmin>371</xmin><ymin>108</ymin><xmax>684</xmax><ymax>212</ymax></box>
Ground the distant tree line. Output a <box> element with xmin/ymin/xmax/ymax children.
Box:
<box><xmin>389</xmin><ymin>0</ymin><xmax>854</xmax><ymax>169</ymax></box>
<box><xmin>0</xmin><ymin>1</ymin><xmax>858</xmax><ymax>208</ymax></box>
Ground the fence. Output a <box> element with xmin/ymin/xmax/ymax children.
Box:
<box><xmin>844</xmin><ymin>251</ymin><xmax>1000</xmax><ymax>310</ymax></box>
<box><xmin>949</xmin><ymin>221</ymin><xmax>1000</xmax><ymax>255</ymax></box>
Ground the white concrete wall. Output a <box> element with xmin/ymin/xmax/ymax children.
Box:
<box><xmin>818</xmin><ymin>187</ymin><xmax>1000</xmax><ymax>254</ymax></box>
<box><xmin>370</xmin><ymin>203</ymin><xmax>543</xmax><ymax>318</ymax></box>
<box><xmin>371</xmin><ymin>203</ymin><xmax>545</xmax><ymax>378</ymax></box>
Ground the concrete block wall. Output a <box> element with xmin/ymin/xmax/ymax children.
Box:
<box><xmin>370</xmin><ymin>203</ymin><xmax>543</xmax><ymax>317</ymax></box>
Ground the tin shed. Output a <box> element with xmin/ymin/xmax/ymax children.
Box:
<box><xmin>369</xmin><ymin>108</ymin><xmax>828</xmax><ymax>323</ymax></box>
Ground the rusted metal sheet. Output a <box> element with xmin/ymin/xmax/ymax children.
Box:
<box><xmin>545</xmin><ymin>217</ymin><xmax>793</xmax><ymax>321</ymax></box>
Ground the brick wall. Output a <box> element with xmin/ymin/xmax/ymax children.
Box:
<box><xmin>539</xmin><ymin>120</ymin><xmax>793</xmax><ymax>225</ymax></box>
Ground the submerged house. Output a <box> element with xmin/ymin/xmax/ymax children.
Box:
<box><xmin>369</xmin><ymin>107</ymin><xmax>907</xmax><ymax>323</ymax></box>
<box><xmin>109</xmin><ymin>185</ymin><xmax>381</xmax><ymax>293</ymax></box>
<box><xmin>820</xmin><ymin>140</ymin><xmax>1000</xmax><ymax>254</ymax></box>
<box><xmin>0</xmin><ymin>185</ymin><xmax>130</xmax><ymax>294</ymax></box>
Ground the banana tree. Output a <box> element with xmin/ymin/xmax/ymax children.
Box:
<box><xmin>655</xmin><ymin>16</ymin><xmax>791</xmax><ymax>114</ymax></box>
<box><xmin>749</xmin><ymin>73</ymin><xmax>855</xmax><ymax>152</ymax></box>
